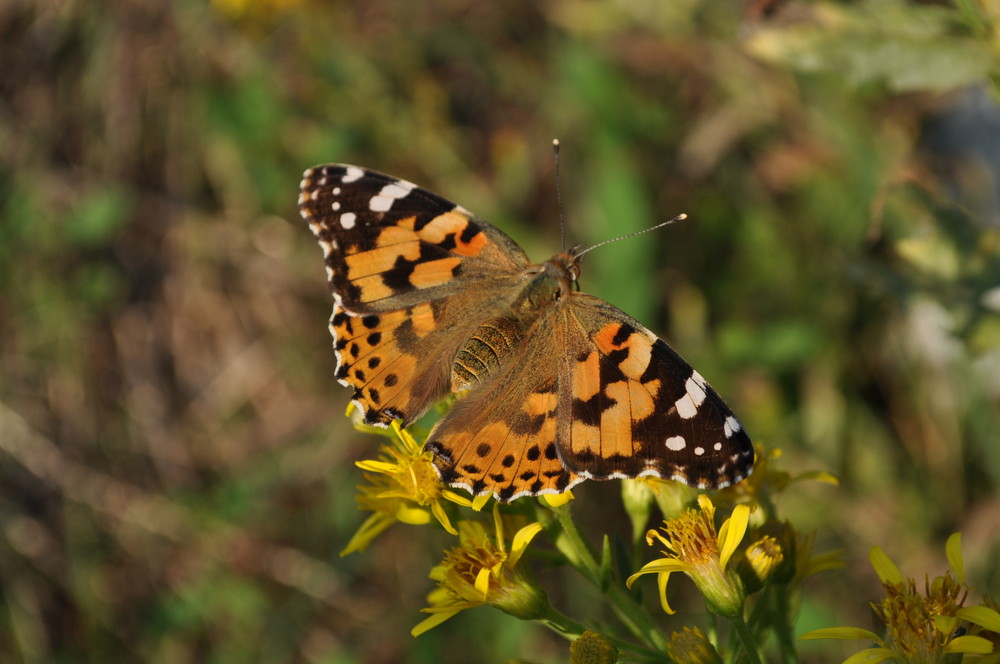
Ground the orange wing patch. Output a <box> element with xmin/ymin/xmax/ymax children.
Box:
<box><xmin>330</xmin><ymin>304</ymin><xmax>438</xmax><ymax>425</ymax></box>
<box><xmin>427</xmin><ymin>384</ymin><xmax>578</xmax><ymax>502</ymax></box>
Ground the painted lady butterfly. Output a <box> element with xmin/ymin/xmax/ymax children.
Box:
<box><xmin>299</xmin><ymin>164</ymin><xmax>754</xmax><ymax>502</ymax></box>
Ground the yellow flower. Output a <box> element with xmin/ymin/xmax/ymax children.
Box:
<box><xmin>411</xmin><ymin>505</ymin><xmax>547</xmax><ymax>636</ymax></box>
<box><xmin>801</xmin><ymin>533</ymin><xmax>999</xmax><ymax>662</ymax></box>
<box><xmin>737</xmin><ymin>534</ymin><xmax>784</xmax><ymax>593</ymax></box>
<box><xmin>569</xmin><ymin>630</ymin><xmax>619</xmax><ymax>664</ymax></box>
<box><xmin>626</xmin><ymin>495</ymin><xmax>750</xmax><ymax>618</ymax></box>
<box><xmin>667</xmin><ymin>626</ymin><xmax>723</xmax><ymax>664</ymax></box>
<box><xmin>340</xmin><ymin>421</ymin><xmax>482</xmax><ymax>555</ymax></box>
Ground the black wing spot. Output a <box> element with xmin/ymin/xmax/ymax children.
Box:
<box><xmin>526</xmin><ymin>445</ymin><xmax>540</xmax><ymax>461</ymax></box>
<box><xmin>368</xmin><ymin>356</ymin><xmax>381</xmax><ymax>369</ymax></box>
<box><xmin>362</xmin><ymin>315</ymin><xmax>380</xmax><ymax>329</ymax></box>
<box><xmin>367</xmin><ymin>332</ymin><xmax>382</xmax><ymax>346</ymax></box>
<box><xmin>501</xmin><ymin>454</ymin><xmax>516</xmax><ymax>468</ymax></box>
<box><xmin>475</xmin><ymin>443</ymin><xmax>492</xmax><ymax>457</ymax></box>
<box><xmin>384</xmin><ymin>373</ymin><xmax>398</xmax><ymax>387</ymax></box>
<box><xmin>462</xmin><ymin>463</ymin><xmax>481</xmax><ymax>474</ymax></box>
<box><xmin>612</xmin><ymin>323</ymin><xmax>635</xmax><ymax>346</ymax></box>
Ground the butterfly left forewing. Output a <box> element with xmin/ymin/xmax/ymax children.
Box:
<box><xmin>557</xmin><ymin>294</ymin><xmax>754</xmax><ymax>489</ymax></box>
<box><xmin>300</xmin><ymin>165</ymin><xmax>531</xmax><ymax>426</ymax></box>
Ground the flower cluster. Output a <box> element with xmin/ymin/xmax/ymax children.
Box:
<box><xmin>335</xmin><ymin>413</ymin><xmax>989</xmax><ymax>664</ymax></box>
<box><xmin>803</xmin><ymin>533</ymin><xmax>1000</xmax><ymax>662</ymax></box>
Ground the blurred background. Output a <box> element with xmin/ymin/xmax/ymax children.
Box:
<box><xmin>1</xmin><ymin>1</ymin><xmax>999</xmax><ymax>662</ymax></box>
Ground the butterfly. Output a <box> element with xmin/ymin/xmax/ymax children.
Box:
<box><xmin>299</xmin><ymin>164</ymin><xmax>754</xmax><ymax>502</ymax></box>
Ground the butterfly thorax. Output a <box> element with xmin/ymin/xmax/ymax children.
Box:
<box><xmin>451</xmin><ymin>252</ymin><xmax>577</xmax><ymax>392</ymax></box>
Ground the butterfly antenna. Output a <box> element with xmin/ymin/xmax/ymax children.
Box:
<box><xmin>553</xmin><ymin>139</ymin><xmax>567</xmax><ymax>252</ymax></box>
<box><xmin>572</xmin><ymin>213</ymin><xmax>689</xmax><ymax>261</ymax></box>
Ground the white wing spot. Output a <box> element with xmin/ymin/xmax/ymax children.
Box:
<box><xmin>333</xmin><ymin>186</ymin><xmax>341</xmax><ymax>195</ymax></box>
<box><xmin>369</xmin><ymin>181</ymin><xmax>414</xmax><ymax>212</ymax></box>
<box><xmin>340</xmin><ymin>212</ymin><xmax>357</xmax><ymax>229</ymax></box>
<box><xmin>675</xmin><ymin>372</ymin><xmax>708</xmax><ymax>420</ymax></box>
<box><xmin>310</xmin><ymin>190</ymin><xmax>319</xmax><ymax>201</ymax></box>
<box><xmin>342</xmin><ymin>167</ymin><xmax>364</xmax><ymax>183</ymax></box>
<box><xmin>723</xmin><ymin>416</ymin><xmax>742</xmax><ymax>439</ymax></box>
<box><xmin>318</xmin><ymin>176</ymin><xmax>328</xmax><ymax>186</ymax></box>
<box><xmin>675</xmin><ymin>393</ymin><xmax>698</xmax><ymax>419</ymax></box>
<box><xmin>331</xmin><ymin>201</ymin><xmax>340</xmax><ymax>211</ymax></box>
<box><xmin>665</xmin><ymin>435</ymin><xmax>686</xmax><ymax>451</ymax></box>
<box><xmin>686</xmin><ymin>375</ymin><xmax>707</xmax><ymax>406</ymax></box>
<box><xmin>714</xmin><ymin>442</ymin><xmax>723</xmax><ymax>451</ymax></box>
<box><xmin>694</xmin><ymin>446</ymin><xmax>705</xmax><ymax>456</ymax></box>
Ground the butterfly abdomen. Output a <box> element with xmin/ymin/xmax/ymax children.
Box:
<box><xmin>452</xmin><ymin>317</ymin><xmax>526</xmax><ymax>390</ymax></box>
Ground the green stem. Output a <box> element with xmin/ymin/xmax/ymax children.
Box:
<box><xmin>729</xmin><ymin>613</ymin><xmax>764</xmax><ymax>664</ymax></box>
<box><xmin>537</xmin><ymin>605</ymin><xmax>587</xmax><ymax>640</ymax></box>
<box><xmin>551</xmin><ymin>502</ymin><xmax>601</xmax><ymax>583</ymax></box>
<box><xmin>549</xmin><ymin>503</ymin><xmax>668</xmax><ymax>652</ymax></box>
<box><xmin>772</xmin><ymin>587</ymin><xmax>797</xmax><ymax>664</ymax></box>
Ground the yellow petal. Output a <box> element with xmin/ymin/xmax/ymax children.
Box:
<box><xmin>946</xmin><ymin>532</ymin><xmax>964</xmax><ymax>584</ymax></box>
<box><xmin>958</xmin><ymin>606</ymin><xmax>1000</xmax><ymax>632</ymax></box>
<box><xmin>626</xmin><ymin>559</ymin><xmax>690</xmax><ymax>588</ymax></box>
<box><xmin>474</xmin><ymin>567</ymin><xmax>491</xmax><ymax>598</ymax></box>
<box><xmin>657</xmin><ymin>570</ymin><xmax>676</xmax><ymax>615</ymax></box>
<box><xmin>718</xmin><ymin>504</ymin><xmax>750</xmax><ymax>568</ymax></box>
<box><xmin>339</xmin><ymin>512</ymin><xmax>395</xmax><ymax>556</ymax></box>
<box><xmin>935</xmin><ymin>615</ymin><xmax>958</xmax><ymax>636</ymax></box>
<box><xmin>356</xmin><ymin>459</ymin><xmax>399</xmax><ymax>473</ymax></box>
<box><xmin>430</xmin><ymin>501</ymin><xmax>458</xmax><ymax>536</ymax></box>
<box><xmin>696</xmin><ymin>494</ymin><xmax>715</xmax><ymax>520</ymax></box>
<box><xmin>471</xmin><ymin>492</ymin><xmax>491</xmax><ymax>511</ymax></box>
<box><xmin>791</xmin><ymin>470</ymin><xmax>841</xmax><ymax>486</ymax></box>
<box><xmin>411</xmin><ymin>609</ymin><xmax>461</xmax><ymax>636</ymax></box>
<box><xmin>842</xmin><ymin>648</ymin><xmax>898</xmax><ymax>664</ymax></box>
<box><xmin>868</xmin><ymin>546</ymin><xmax>903</xmax><ymax>585</ymax></box>
<box><xmin>799</xmin><ymin>627</ymin><xmax>883</xmax><ymax>642</ymax></box>
<box><xmin>441</xmin><ymin>489</ymin><xmax>474</xmax><ymax>507</ymax></box>
<box><xmin>541</xmin><ymin>491</ymin><xmax>574</xmax><ymax>507</ymax></box>
<box><xmin>944</xmin><ymin>635</ymin><xmax>994</xmax><ymax>655</ymax></box>
<box><xmin>395</xmin><ymin>505</ymin><xmax>432</xmax><ymax>525</ymax></box>
<box><xmin>508</xmin><ymin>522</ymin><xmax>544</xmax><ymax>567</ymax></box>
<box><xmin>492</xmin><ymin>503</ymin><xmax>505</xmax><ymax>551</ymax></box>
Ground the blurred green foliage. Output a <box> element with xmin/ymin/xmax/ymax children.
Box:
<box><xmin>1</xmin><ymin>0</ymin><xmax>999</xmax><ymax>662</ymax></box>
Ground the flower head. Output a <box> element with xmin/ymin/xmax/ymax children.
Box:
<box><xmin>801</xmin><ymin>533</ymin><xmax>999</xmax><ymax>662</ymax></box>
<box><xmin>569</xmin><ymin>631</ymin><xmax>619</xmax><ymax>664</ymax></box>
<box><xmin>341</xmin><ymin>420</ymin><xmax>482</xmax><ymax>555</ymax></box>
<box><xmin>411</xmin><ymin>505</ymin><xmax>547</xmax><ymax>635</ymax></box>
<box><xmin>627</xmin><ymin>494</ymin><xmax>750</xmax><ymax>618</ymax></box>
<box><xmin>667</xmin><ymin>626</ymin><xmax>723</xmax><ymax>664</ymax></box>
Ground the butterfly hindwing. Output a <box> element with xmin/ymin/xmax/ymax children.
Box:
<box><xmin>424</xmin><ymin>325</ymin><xmax>579</xmax><ymax>502</ymax></box>
<box><xmin>558</xmin><ymin>294</ymin><xmax>754</xmax><ymax>488</ymax></box>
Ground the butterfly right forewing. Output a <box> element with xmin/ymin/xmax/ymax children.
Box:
<box><xmin>556</xmin><ymin>294</ymin><xmax>754</xmax><ymax>489</ymax></box>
